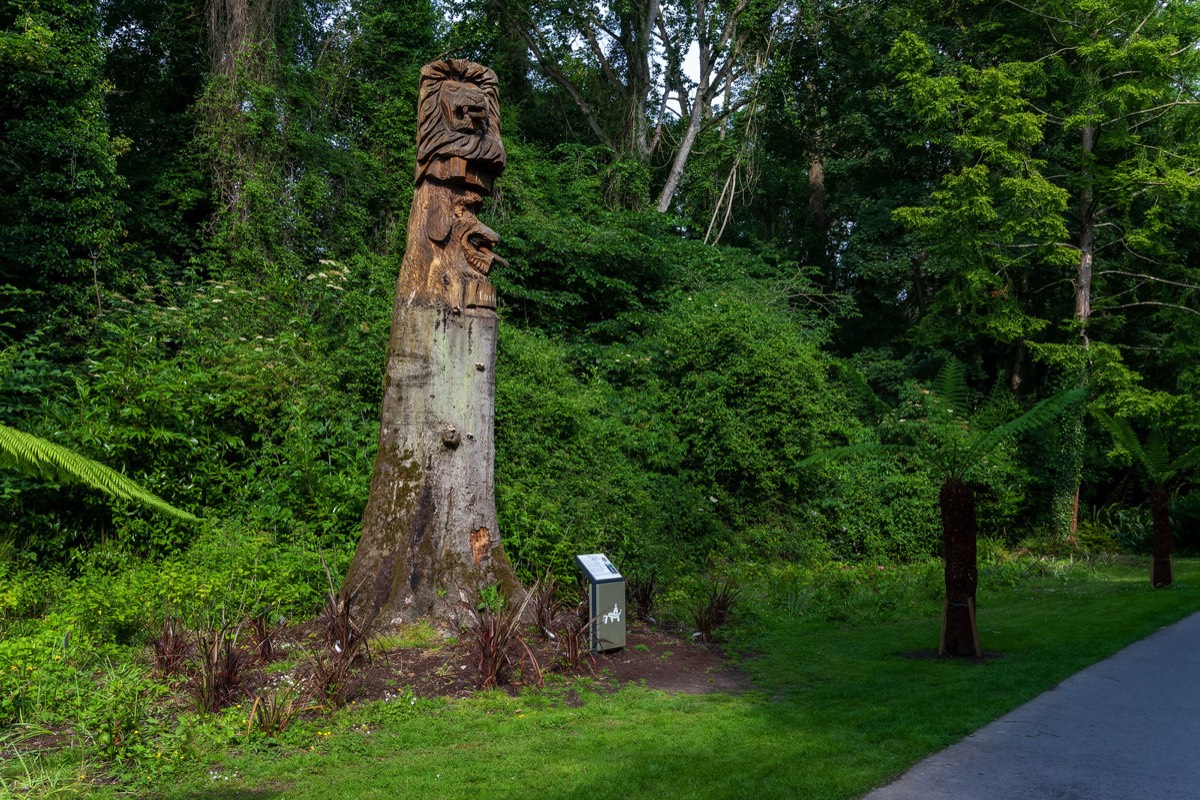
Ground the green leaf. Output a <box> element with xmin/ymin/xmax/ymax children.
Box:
<box><xmin>964</xmin><ymin>387</ymin><xmax>1088</xmax><ymax>468</ymax></box>
<box><xmin>0</xmin><ymin>423</ymin><xmax>198</xmax><ymax>523</ymax></box>
<box><xmin>933</xmin><ymin>358</ymin><xmax>970</xmax><ymax>419</ymax></box>
<box><xmin>798</xmin><ymin>443</ymin><xmax>907</xmax><ymax>469</ymax></box>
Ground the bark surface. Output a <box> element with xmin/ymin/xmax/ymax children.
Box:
<box><xmin>345</xmin><ymin>305</ymin><xmax>520</xmax><ymax>624</ymax></box>
<box><xmin>940</xmin><ymin>478</ymin><xmax>980</xmax><ymax>658</ymax></box>
<box><xmin>1151</xmin><ymin>487</ymin><xmax>1174</xmax><ymax>589</ymax></box>
<box><xmin>344</xmin><ymin>59</ymin><xmax>519</xmax><ymax>625</ymax></box>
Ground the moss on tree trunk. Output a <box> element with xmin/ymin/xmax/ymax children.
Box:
<box><xmin>344</xmin><ymin>304</ymin><xmax>520</xmax><ymax>626</ymax></box>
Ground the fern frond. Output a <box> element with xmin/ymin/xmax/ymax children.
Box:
<box><xmin>0</xmin><ymin>423</ymin><xmax>198</xmax><ymax>522</ymax></box>
<box><xmin>1171</xmin><ymin>445</ymin><xmax>1200</xmax><ymax>475</ymax></box>
<box><xmin>798</xmin><ymin>443</ymin><xmax>907</xmax><ymax>469</ymax></box>
<box><xmin>1090</xmin><ymin>409</ymin><xmax>1149</xmax><ymax>472</ymax></box>
<box><xmin>965</xmin><ymin>387</ymin><xmax>1087</xmax><ymax>467</ymax></box>
<box><xmin>1144</xmin><ymin>427</ymin><xmax>1173</xmax><ymax>481</ymax></box>
<box><xmin>933</xmin><ymin>358</ymin><xmax>970</xmax><ymax>419</ymax></box>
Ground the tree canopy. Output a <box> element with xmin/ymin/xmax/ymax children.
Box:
<box><xmin>2</xmin><ymin>0</ymin><xmax>1198</xmax><ymax>579</ymax></box>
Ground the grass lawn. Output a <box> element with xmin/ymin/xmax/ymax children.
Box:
<box><xmin>86</xmin><ymin>557</ymin><xmax>1200</xmax><ymax>800</ymax></box>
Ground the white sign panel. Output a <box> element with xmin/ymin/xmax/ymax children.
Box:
<box><xmin>576</xmin><ymin>553</ymin><xmax>621</xmax><ymax>582</ymax></box>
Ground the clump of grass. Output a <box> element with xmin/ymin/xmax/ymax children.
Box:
<box><xmin>468</xmin><ymin>585</ymin><xmax>535</xmax><ymax>689</ymax></box>
<box><xmin>692</xmin><ymin>578</ymin><xmax>740</xmax><ymax>643</ymax></box>
<box><xmin>193</xmin><ymin>621</ymin><xmax>244</xmax><ymax>712</ymax></box>
<box><xmin>246</xmin><ymin>683</ymin><xmax>307</xmax><ymax>738</ymax></box>
<box><xmin>371</xmin><ymin>619</ymin><xmax>442</xmax><ymax>653</ymax></box>
<box><xmin>0</xmin><ymin>724</ymin><xmax>90</xmax><ymax>797</ymax></box>
<box><xmin>555</xmin><ymin>599</ymin><xmax>594</xmax><ymax>671</ymax></box>
<box><xmin>532</xmin><ymin>572</ymin><xmax>560</xmax><ymax>641</ymax></box>
<box><xmin>247</xmin><ymin>612</ymin><xmax>275</xmax><ymax>665</ymax></box>
<box><xmin>313</xmin><ymin>560</ymin><xmax>378</xmax><ymax>710</ymax></box>
<box><xmin>150</xmin><ymin>609</ymin><xmax>189</xmax><ymax>676</ymax></box>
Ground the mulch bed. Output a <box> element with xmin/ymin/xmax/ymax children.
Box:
<box><xmin>246</xmin><ymin>618</ymin><xmax>751</xmax><ymax>705</ymax></box>
<box><xmin>5</xmin><ymin>619</ymin><xmax>749</xmax><ymax>763</ymax></box>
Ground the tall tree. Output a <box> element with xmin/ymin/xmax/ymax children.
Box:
<box><xmin>474</xmin><ymin>0</ymin><xmax>777</xmax><ymax>211</ymax></box>
<box><xmin>1024</xmin><ymin>0</ymin><xmax>1200</xmax><ymax>533</ymax></box>
<box><xmin>888</xmin><ymin>0</ymin><xmax>1200</xmax><ymax>534</ymax></box>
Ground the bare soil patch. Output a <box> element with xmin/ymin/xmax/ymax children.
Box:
<box><xmin>234</xmin><ymin>618</ymin><xmax>750</xmax><ymax>711</ymax></box>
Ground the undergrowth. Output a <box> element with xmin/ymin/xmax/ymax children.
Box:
<box><xmin>0</xmin><ymin>546</ymin><xmax>1184</xmax><ymax>796</ymax></box>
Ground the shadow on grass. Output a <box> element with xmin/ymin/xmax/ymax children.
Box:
<box><xmin>171</xmin><ymin>789</ymin><xmax>284</xmax><ymax>800</ymax></box>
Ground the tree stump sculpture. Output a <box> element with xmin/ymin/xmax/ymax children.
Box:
<box><xmin>343</xmin><ymin>60</ymin><xmax>520</xmax><ymax>625</ymax></box>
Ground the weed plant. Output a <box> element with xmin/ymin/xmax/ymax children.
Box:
<box><xmin>192</xmin><ymin>623</ymin><xmax>244</xmax><ymax>713</ymax></box>
<box><xmin>691</xmin><ymin>578</ymin><xmax>741</xmax><ymax>642</ymax></box>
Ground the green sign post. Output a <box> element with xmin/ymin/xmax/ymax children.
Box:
<box><xmin>575</xmin><ymin>553</ymin><xmax>625</xmax><ymax>652</ymax></box>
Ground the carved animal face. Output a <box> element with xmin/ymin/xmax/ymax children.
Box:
<box><xmin>415</xmin><ymin>60</ymin><xmax>506</xmax><ymax>188</ymax></box>
<box><xmin>399</xmin><ymin>59</ymin><xmax>507</xmax><ymax>310</ymax></box>
<box><xmin>427</xmin><ymin>190</ymin><xmax>504</xmax><ymax>276</ymax></box>
<box><xmin>456</xmin><ymin>216</ymin><xmax>502</xmax><ymax>275</ymax></box>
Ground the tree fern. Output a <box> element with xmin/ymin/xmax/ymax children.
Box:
<box><xmin>1089</xmin><ymin>409</ymin><xmax>1200</xmax><ymax>589</ymax></box>
<box><xmin>1090</xmin><ymin>409</ymin><xmax>1147</xmax><ymax>471</ymax></box>
<box><xmin>965</xmin><ymin>387</ymin><xmax>1088</xmax><ymax>471</ymax></box>
<box><xmin>1090</xmin><ymin>410</ymin><xmax>1199</xmax><ymax>486</ymax></box>
<box><xmin>933</xmin><ymin>358</ymin><xmax>970</xmax><ymax>420</ymax></box>
<box><xmin>0</xmin><ymin>423</ymin><xmax>198</xmax><ymax>522</ymax></box>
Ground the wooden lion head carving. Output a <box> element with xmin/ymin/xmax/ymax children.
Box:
<box><xmin>415</xmin><ymin>60</ymin><xmax>506</xmax><ymax>192</ymax></box>
<box><xmin>398</xmin><ymin>60</ymin><xmax>507</xmax><ymax>311</ymax></box>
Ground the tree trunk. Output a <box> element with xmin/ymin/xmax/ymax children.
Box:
<box><xmin>940</xmin><ymin>478</ymin><xmax>979</xmax><ymax>657</ymax></box>
<box><xmin>1050</xmin><ymin>123</ymin><xmax>1098</xmax><ymax>538</ymax></box>
<box><xmin>343</xmin><ymin>60</ymin><xmax>520</xmax><ymax>626</ymax></box>
<box><xmin>345</xmin><ymin>304</ymin><xmax>522</xmax><ymax>626</ymax></box>
<box><xmin>656</xmin><ymin>91</ymin><xmax>706</xmax><ymax>212</ymax></box>
<box><xmin>1151</xmin><ymin>486</ymin><xmax>1173</xmax><ymax>589</ymax></box>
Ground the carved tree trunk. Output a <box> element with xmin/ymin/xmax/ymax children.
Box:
<box><xmin>1151</xmin><ymin>486</ymin><xmax>1174</xmax><ymax>589</ymax></box>
<box><xmin>940</xmin><ymin>478</ymin><xmax>980</xmax><ymax>658</ymax></box>
<box><xmin>343</xmin><ymin>60</ymin><xmax>520</xmax><ymax>626</ymax></box>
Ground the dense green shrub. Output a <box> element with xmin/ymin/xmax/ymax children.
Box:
<box><xmin>2</xmin><ymin>274</ymin><xmax>385</xmax><ymax>559</ymax></box>
<box><xmin>494</xmin><ymin>326</ymin><xmax>710</xmax><ymax>582</ymax></box>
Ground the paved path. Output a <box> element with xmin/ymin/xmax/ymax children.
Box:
<box><xmin>863</xmin><ymin>611</ymin><xmax>1200</xmax><ymax>800</ymax></box>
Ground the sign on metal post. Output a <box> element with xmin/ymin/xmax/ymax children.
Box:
<box><xmin>575</xmin><ymin>553</ymin><xmax>625</xmax><ymax>653</ymax></box>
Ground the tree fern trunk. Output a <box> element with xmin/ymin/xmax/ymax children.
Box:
<box><xmin>1151</xmin><ymin>486</ymin><xmax>1173</xmax><ymax>589</ymax></box>
<box><xmin>940</xmin><ymin>478</ymin><xmax>979</xmax><ymax>657</ymax></box>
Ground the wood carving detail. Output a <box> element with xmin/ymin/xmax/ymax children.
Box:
<box><xmin>398</xmin><ymin>59</ymin><xmax>507</xmax><ymax>311</ymax></box>
<box><xmin>345</xmin><ymin>59</ymin><xmax>521</xmax><ymax>625</ymax></box>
